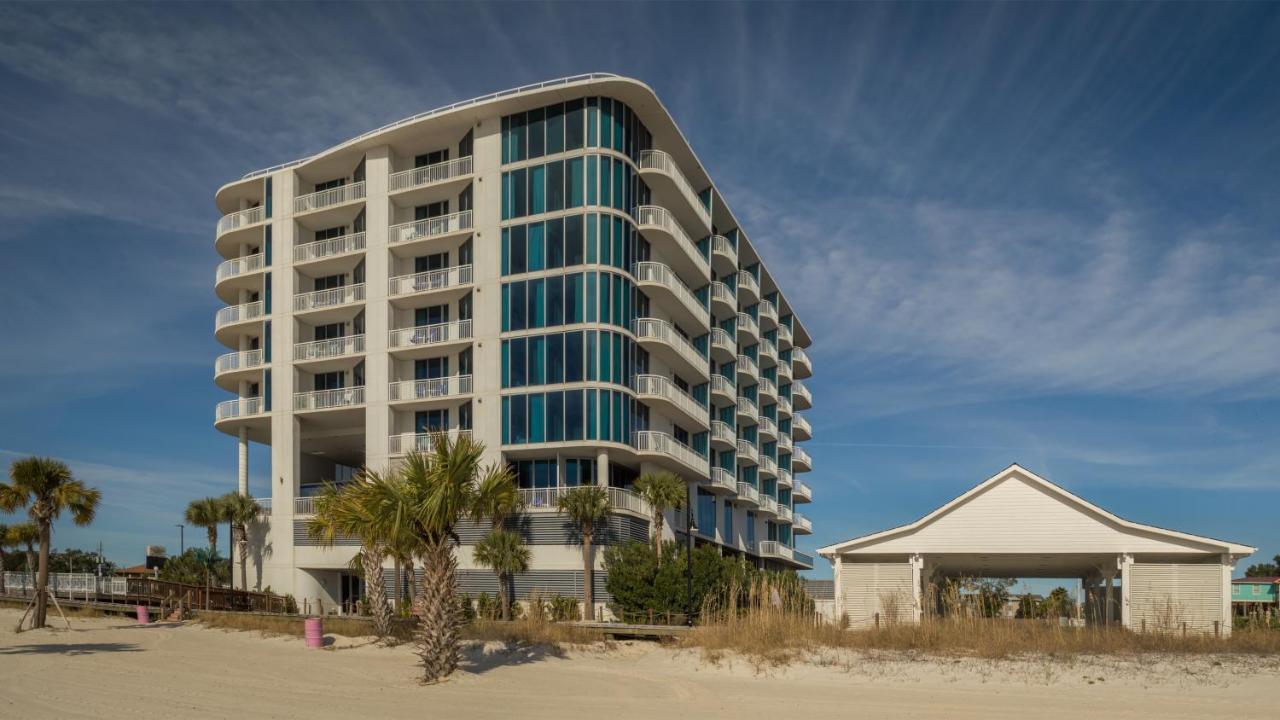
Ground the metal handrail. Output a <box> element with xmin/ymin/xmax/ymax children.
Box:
<box><xmin>294</xmin><ymin>232</ymin><xmax>366</xmax><ymax>263</ymax></box>
<box><xmin>388</xmin><ymin>209</ymin><xmax>473</xmax><ymax>244</ymax></box>
<box><xmin>388</xmin><ymin>264</ymin><xmax>474</xmax><ymax>297</ymax></box>
<box><xmin>632</xmin><ymin>430</ymin><xmax>707</xmax><ymax>472</ymax></box>
<box><xmin>633</xmin><ymin>262</ymin><xmax>708</xmax><ymax>326</ymax></box>
<box><xmin>388</xmin><ymin>429</ymin><xmax>474</xmax><ymax>455</ymax></box>
<box><xmin>632</xmin><ymin>205</ymin><xmax>709</xmax><ymax>279</ymax></box>
<box><xmin>388</xmin><ymin>156</ymin><xmax>474</xmax><ymax>192</ymax></box>
<box><xmin>293</xmin><ymin>386</ymin><xmax>365</xmax><ymax>411</ymax></box>
<box><xmin>737</xmin><ymin>270</ymin><xmax>759</xmax><ymax>298</ymax></box>
<box><xmin>215</xmin><ymin>349</ymin><xmax>264</xmax><ymax>375</ymax></box>
<box><xmin>632</xmin><ymin>374</ymin><xmax>706</xmax><ymax>424</ymax></box>
<box><xmin>294</xmin><ymin>181</ymin><xmax>366</xmax><ymax>214</ymax></box>
<box><xmin>216</xmin><ymin>205</ymin><xmax>265</xmax><ymax>236</ymax></box>
<box><xmin>293</xmin><ymin>283</ymin><xmax>365</xmax><ymax>312</ymax></box>
<box><xmin>293</xmin><ymin>335</ymin><xmax>365</xmax><ymax>362</ymax></box>
<box><xmin>637</xmin><ymin>150</ymin><xmax>711</xmax><ymax>229</ymax></box>
<box><xmin>215</xmin><ymin>301</ymin><xmax>265</xmax><ymax>329</ymax></box>
<box><xmin>388</xmin><ymin>319</ymin><xmax>473</xmax><ymax>348</ymax></box>
<box><xmin>388</xmin><ymin>375</ymin><xmax>474</xmax><ymax>401</ymax></box>
<box><xmin>216</xmin><ymin>253</ymin><xmax>264</xmax><ymax>282</ymax></box>
<box><xmin>631</xmin><ymin>318</ymin><xmax>707</xmax><ymax>373</ymax></box>
<box><xmin>215</xmin><ymin>397</ymin><xmax>264</xmax><ymax>421</ymax></box>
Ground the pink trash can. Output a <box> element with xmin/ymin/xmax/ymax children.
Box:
<box><xmin>304</xmin><ymin>617</ymin><xmax>324</xmax><ymax>648</ymax></box>
<box><xmin>135</xmin><ymin>605</ymin><xmax>150</xmax><ymax>625</ymax></box>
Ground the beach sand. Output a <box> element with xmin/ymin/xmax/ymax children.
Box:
<box><xmin>1</xmin><ymin>609</ymin><xmax>1276</xmax><ymax>719</ymax></box>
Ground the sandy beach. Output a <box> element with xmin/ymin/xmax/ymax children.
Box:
<box><xmin>1</xmin><ymin>609</ymin><xmax>1277</xmax><ymax>719</ymax></box>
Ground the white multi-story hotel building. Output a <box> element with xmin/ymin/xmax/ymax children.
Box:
<box><xmin>213</xmin><ymin>74</ymin><xmax>816</xmax><ymax>612</ymax></box>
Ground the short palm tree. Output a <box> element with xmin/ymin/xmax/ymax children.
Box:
<box><xmin>472</xmin><ymin>529</ymin><xmax>530</xmax><ymax>620</ymax></box>
<box><xmin>633</xmin><ymin>472</ymin><xmax>687</xmax><ymax>567</ymax></box>
<box><xmin>185</xmin><ymin>497</ymin><xmax>223</xmax><ymax>596</ymax></box>
<box><xmin>307</xmin><ymin>473</ymin><xmax>393</xmax><ymax>638</ymax></box>
<box><xmin>472</xmin><ymin>462</ymin><xmax>522</xmax><ymax>529</ymax></box>
<box><xmin>219</xmin><ymin>492</ymin><xmax>261</xmax><ymax>592</ymax></box>
<box><xmin>557</xmin><ymin>485</ymin><xmax>610</xmax><ymax>621</ymax></box>
<box><xmin>0</xmin><ymin>457</ymin><xmax>101</xmax><ymax>628</ymax></box>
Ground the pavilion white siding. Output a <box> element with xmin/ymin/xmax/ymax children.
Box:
<box><xmin>1129</xmin><ymin>563</ymin><xmax>1226</xmax><ymax>634</ymax></box>
<box><xmin>839</xmin><ymin>560</ymin><xmax>913</xmax><ymax>628</ymax></box>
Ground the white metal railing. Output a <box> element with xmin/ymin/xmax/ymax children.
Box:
<box><xmin>294</xmin><ymin>232</ymin><xmax>366</xmax><ymax>263</ymax></box>
<box><xmin>737</xmin><ymin>270</ymin><xmax>760</xmax><ymax>298</ymax></box>
<box><xmin>794</xmin><ymin>513</ymin><xmax>813</xmax><ymax>533</ymax></box>
<box><xmin>294</xmin><ymin>497</ymin><xmax>315</xmax><ymax>516</ymax></box>
<box><xmin>736</xmin><ymin>482</ymin><xmax>759</xmax><ymax>505</ymax></box>
<box><xmin>793</xmin><ymin>446</ymin><xmax>813</xmax><ymax>470</ymax></box>
<box><xmin>632</xmin><ymin>205</ymin><xmax>710</xmax><ymax>279</ymax></box>
<box><xmin>215</xmin><ymin>349</ymin><xmax>264</xmax><ymax>375</ymax></box>
<box><xmin>216</xmin><ymin>253</ymin><xmax>264</xmax><ymax>282</ymax></box>
<box><xmin>638</xmin><ymin>150</ymin><xmax>711</xmax><ymax>229</ymax></box>
<box><xmin>737</xmin><ymin>395</ymin><xmax>758</xmax><ymax>420</ymax></box>
<box><xmin>293</xmin><ymin>334</ymin><xmax>365</xmax><ymax>362</ymax></box>
<box><xmin>388</xmin><ymin>264</ymin><xmax>474</xmax><ymax>297</ymax></box>
<box><xmin>710</xmin><ymin>420</ymin><xmax>735</xmax><ymax>445</ymax></box>
<box><xmin>778</xmin><ymin>324</ymin><xmax>793</xmax><ymax>346</ymax></box>
<box><xmin>758</xmin><ymin>377</ymin><xmax>777</xmax><ymax>399</ymax></box>
<box><xmin>388</xmin><ymin>375</ymin><xmax>473</xmax><ymax>402</ymax></box>
<box><xmin>519</xmin><ymin>486</ymin><xmax>650</xmax><ymax>517</ymax></box>
<box><xmin>758</xmin><ymin>416</ymin><xmax>777</xmax><ymax>438</ymax></box>
<box><xmin>760</xmin><ymin>339</ymin><xmax>778</xmax><ymax>364</ymax></box>
<box><xmin>388</xmin><ymin>429</ymin><xmax>473</xmax><ymax>455</ymax></box>
<box><xmin>711</xmin><ymin>235</ymin><xmax>736</xmax><ymax>263</ymax></box>
<box><xmin>3</xmin><ymin>572</ymin><xmax>129</xmax><ymax>597</ymax></box>
<box><xmin>708</xmin><ymin>467</ymin><xmax>736</xmax><ymax>492</ymax></box>
<box><xmin>758</xmin><ymin>540</ymin><xmax>792</xmax><ymax>561</ymax></box>
<box><xmin>633</xmin><ymin>262</ymin><xmax>708</xmax><ymax>326</ymax></box>
<box><xmin>293</xmin><ymin>283</ymin><xmax>365</xmax><ymax>312</ymax></box>
<box><xmin>778</xmin><ymin>468</ymin><xmax>793</xmax><ymax>488</ymax></box>
<box><xmin>759</xmin><ymin>299</ymin><xmax>778</xmax><ymax>325</ymax></box>
<box><xmin>737</xmin><ymin>439</ymin><xmax>758</xmax><ymax>463</ymax></box>
<box><xmin>631</xmin><ymin>318</ymin><xmax>707</xmax><ymax>374</ymax></box>
<box><xmin>737</xmin><ymin>354</ymin><xmax>758</xmax><ymax>378</ymax></box>
<box><xmin>737</xmin><ymin>312</ymin><xmax>759</xmax><ymax>338</ymax></box>
<box><xmin>711</xmin><ymin>327</ymin><xmax>735</xmax><ymax>356</ymax></box>
<box><xmin>710</xmin><ymin>280</ymin><xmax>735</xmax><ymax>309</ymax></box>
<box><xmin>793</xmin><ymin>414</ymin><xmax>813</xmax><ymax>438</ymax></box>
<box><xmin>215</xmin><ymin>300</ymin><xmax>265</xmax><ymax>330</ymax></box>
<box><xmin>778</xmin><ymin>396</ymin><xmax>793</xmax><ymax>416</ymax></box>
<box><xmin>793</xmin><ymin>347</ymin><xmax>812</xmax><ymax>371</ymax></box>
<box><xmin>759</xmin><ymin>454</ymin><xmax>777</xmax><ymax>476</ymax></box>
<box><xmin>758</xmin><ymin>495</ymin><xmax>779</xmax><ymax>515</ymax></box>
<box><xmin>216</xmin><ymin>205</ymin><xmax>265</xmax><ymax>236</ymax></box>
<box><xmin>633</xmin><ymin>375</ymin><xmax>706</xmax><ymax>424</ymax></box>
<box><xmin>388</xmin><ymin>319</ymin><xmax>473</xmax><ymax>349</ymax></box>
<box><xmin>710</xmin><ymin>374</ymin><xmax>735</xmax><ymax>400</ymax></box>
<box><xmin>388</xmin><ymin>156</ymin><xmax>474</xmax><ymax>192</ymax></box>
<box><xmin>778</xmin><ymin>361</ymin><xmax>792</xmax><ymax>382</ymax></box>
<box><xmin>793</xmin><ymin>381</ymin><xmax>813</xmax><ymax>407</ymax></box>
<box><xmin>293</xmin><ymin>386</ymin><xmax>364</xmax><ymax>412</ymax></box>
<box><xmin>777</xmin><ymin>505</ymin><xmax>793</xmax><ymax>522</ymax></box>
<box><xmin>256</xmin><ymin>497</ymin><xmax>272</xmax><ymax>514</ymax></box>
<box><xmin>388</xmin><ymin>209</ymin><xmax>473</xmax><ymax>245</ymax></box>
<box><xmin>778</xmin><ymin>434</ymin><xmax>793</xmax><ymax>452</ymax></box>
<box><xmin>632</xmin><ymin>430</ymin><xmax>707</xmax><ymax>472</ymax></box>
<box><xmin>215</xmin><ymin>396</ymin><xmax>264</xmax><ymax>421</ymax></box>
<box><xmin>793</xmin><ymin>478</ymin><xmax>812</xmax><ymax>500</ymax></box>
<box><xmin>294</xmin><ymin>181</ymin><xmax>366</xmax><ymax>214</ymax></box>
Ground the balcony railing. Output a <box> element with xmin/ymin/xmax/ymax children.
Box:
<box><xmin>633</xmin><ymin>262</ymin><xmax>707</xmax><ymax>326</ymax></box>
<box><xmin>737</xmin><ymin>270</ymin><xmax>759</xmax><ymax>299</ymax></box>
<box><xmin>736</xmin><ymin>354</ymin><xmax>758</xmax><ymax>379</ymax></box>
<box><xmin>631</xmin><ymin>318</ymin><xmax>707</xmax><ymax>375</ymax></box>
<box><xmin>632</xmin><ymin>205</ymin><xmax>709</xmax><ymax>279</ymax></box>
<box><xmin>711</xmin><ymin>235</ymin><xmax>736</xmax><ymax>264</ymax></box>
<box><xmin>793</xmin><ymin>513</ymin><xmax>813</xmax><ymax>533</ymax></box>
<box><xmin>777</xmin><ymin>504</ymin><xmax>793</xmax><ymax>522</ymax></box>
<box><xmin>293</xmin><ymin>334</ymin><xmax>365</xmax><ymax>362</ymax></box>
<box><xmin>293</xmin><ymin>386</ymin><xmax>364</xmax><ymax>412</ymax></box>
<box><xmin>793</xmin><ymin>381</ymin><xmax>813</xmax><ymax>407</ymax></box>
<box><xmin>632</xmin><ymin>430</ymin><xmax>707</xmax><ymax>473</ymax></box>
<box><xmin>737</xmin><ymin>395</ymin><xmax>758</xmax><ymax>421</ymax></box>
<box><xmin>793</xmin><ymin>446</ymin><xmax>813</xmax><ymax>470</ymax></box>
<box><xmin>215</xmin><ymin>349</ymin><xmax>264</xmax><ymax>375</ymax></box>
<box><xmin>710</xmin><ymin>374</ymin><xmax>735</xmax><ymax>402</ymax></box>
<box><xmin>736</xmin><ymin>482</ymin><xmax>759</xmax><ymax>505</ymax></box>
<box><xmin>255</xmin><ymin>497</ymin><xmax>272</xmax><ymax>515</ymax></box>
<box><xmin>777</xmin><ymin>396</ymin><xmax>793</xmax><ymax>416</ymax></box>
<box><xmin>758</xmin><ymin>495</ymin><xmax>778</xmax><ymax>515</ymax></box>
<box><xmin>294</xmin><ymin>232</ymin><xmax>366</xmax><ymax>263</ymax></box>
<box><xmin>793</xmin><ymin>347</ymin><xmax>812</xmax><ymax>373</ymax></box>
<box><xmin>737</xmin><ymin>312</ymin><xmax>759</xmax><ymax>339</ymax></box>
<box><xmin>759</xmin><ymin>454</ymin><xmax>777</xmax><ymax>476</ymax></box>
<box><xmin>758</xmin><ymin>540</ymin><xmax>792</xmax><ymax>561</ymax></box>
<box><xmin>215</xmin><ymin>300</ymin><xmax>265</xmax><ymax>330</ymax></box>
<box><xmin>737</xmin><ymin>439</ymin><xmax>758</xmax><ymax>464</ymax></box>
<box><xmin>708</xmin><ymin>467</ymin><xmax>736</xmax><ymax>492</ymax></box>
<box><xmin>793</xmin><ymin>478</ymin><xmax>812</xmax><ymax>501</ymax></box>
<box><xmin>758</xmin><ymin>299</ymin><xmax>778</xmax><ymax>326</ymax></box>
<box><xmin>710</xmin><ymin>420</ymin><xmax>735</xmax><ymax>446</ymax></box>
<box><xmin>294</xmin><ymin>497</ymin><xmax>315</xmax><ymax>516</ymax></box>
<box><xmin>294</xmin><ymin>181</ymin><xmax>366</xmax><ymax>214</ymax></box>
<box><xmin>778</xmin><ymin>434</ymin><xmax>793</xmax><ymax>452</ymax></box>
<box><xmin>293</xmin><ymin>283</ymin><xmax>365</xmax><ymax>313</ymax></box>
<box><xmin>758</xmin><ymin>415</ymin><xmax>777</xmax><ymax>438</ymax></box>
<box><xmin>388</xmin><ymin>156</ymin><xmax>473</xmax><ymax>192</ymax></box>
<box><xmin>388</xmin><ymin>264</ymin><xmax>473</xmax><ymax>297</ymax></box>
<box><xmin>388</xmin><ymin>429</ymin><xmax>473</xmax><ymax>456</ymax></box>
<box><xmin>758</xmin><ymin>377</ymin><xmax>778</xmax><ymax>400</ymax></box>
<box><xmin>709</xmin><ymin>281</ymin><xmax>735</xmax><ymax>311</ymax></box>
<box><xmin>215</xmin><ymin>396</ymin><xmax>264</xmax><ymax>421</ymax></box>
<box><xmin>760</xmin><ymin>339</ymin><xmax>778</xmax><ymax>365</ymax></box>
<box><xmin>778</xmin><ymin>468</ymin><xmax>793</xmax><ymax>488</ymax></box>
<box><xmin>388</xmin><ymin>375</ymin><xmax>473</xmax><ymax>402</ymax></box>
<box><xmin>778</xmin><ymin>324</ymin><xmax>793</xmax><ymax>347</ymax></box>
<box><xmin>711</xmin><ymin>328</ymin><xmax>735</xmax><ymax>357</ymax></box>
<box><xmin>637</xmin><ymin>150</ymin><xmax>711</xmax><ymax>229</ymax></box>
<box><xmin>633</xmin><ymin>374</ymin><xmax>706</xmax><ymax>425</ymax></box>
<box><xmin>793</xmin><ymin>414</ymin><xmax>813</xmax><ymax>438</ymax></box>
<box><xmin>216</xmin><ymin>253</ymin><xmax>264</xmax><ymax>282</ymax></box>
<box><xmin>388</xmin><ymin>319</ymin><xmax>473</xmax><ymax>349</ymax></box>
<box><xmin>216</xmin><ymin>205</ymin><xmax>265</xmax><ymax>236</ymax></box>
<box><xmin>778</xmin><ymin>361</ymin><xmax>792</xmax><ymax>382</ymax></box>
<box><xmin>519</xmin><ymin>486</ymin><xmax>649</xmax><ymax>518</ymax></box>
<box><xmin>388</xmin><ymin>210</ymin><xmax>473</xmax><ymax>245</ymax></box>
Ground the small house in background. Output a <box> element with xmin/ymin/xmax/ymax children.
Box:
<box><xmin>1232</xmin><ymin>577</ymin><xmax>1279</xmax><ymax>618</ymax></box>
<box><xmin>116</xmin><ymin>564</ymin><xmax>157</xmax><ymax>579</ymax></box>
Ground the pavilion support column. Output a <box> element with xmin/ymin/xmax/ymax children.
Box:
<box><xmin>237</xmin><ymin>428</ymin><xmax>249</xmax><ymax>496</ymax></box>
<box><xmin>1104</xmin><ymin>573</ymin><xmax>1115</xmax><ymax>626</ymax></box>
<box><xmin>1119</xmin><ymin>553</ymin><xmax>1133</xmax><ymax>630</ymax></box>
<box><xmin>909</xmin><ymin>553</ymin><xmax>925</xmax><ymax>623</ymax></box>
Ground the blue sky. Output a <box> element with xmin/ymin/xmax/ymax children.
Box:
<box><xmin>0</xmin><ymin>3</ymin><xmax>1277</xmax><ymax>581</ymax></box>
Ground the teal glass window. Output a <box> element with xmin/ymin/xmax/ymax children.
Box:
<box><xmin>528</xmin><ymin>107</ymin><xmax>544</xmax><ymax>159</ymax></box>
<box><xmin>565</xmin><ymin>389</ymin><xmax>584</xmax><ymax>440</ymax></box>
<box><xmin>547</xmin><ymin>160</ymin><xmax>564</xmax><ymax>212</ymax></box>
<box><xmin>513</xmin><ymin>168</ymin><xmax>527</xmax><ymax>218</ymax></box>
<box><xmin>510</xmin><ymin>337</ymin><xmax>526</xmax><ymax>388</ymax></box>
<box><xmin>586</xmin><ymin>389</ymin><xmax>598</xmax><ymax>440</ymax></box>
<box><xmin>566</xmin><ymin>331</ymin><xmax>584</xmax><ymax>381</ymax></box>
<box><xmin>547</xmin><ymin>218</ymin><xmax>564</xmax><ymax>269</ymax></box>
<box><xmin>527</xmin><ymin>222</ymin><xmax>544</xmax><ymax>271</ymax></box>
<box><xmin>566</xmin><ymin>215</ymin><xmax>584</xmax><ymax>266</ymax></box>
<box><xmin>586</xmin><ymin>156</ymin><xmax>598</xmax><ymax>206</ymax></box>
<box><xmin>509</xmin><ymin>280</ymin><xmax>526</xmax><ymax>331</ymax></box>
<box><xmin>566</xmin><ymin>270</ymin><xmax>584</xmax><ymax>323</ymax></box>
<box><xmin>586</xmin><ymin>98</ymin><xmax>598</xmax><ymax>147</ymax></box>
<box><xmin>547</xmin><ymin>391</ymin><xmax>565</xmax><ymax>442</ymax></box>
<box><xmin>511</xmin><ymin>394</ymin><xmax>527</xmax><ymax>444</ymax></box>
<box><xmin>546</xmin><ymin>103</ymin><xmax>564</xmax><ymax>154</ymax></box>
<box><xmin>567</xmin><ymin>157</ymin><xmax>584</xmax><ymax>208</ymax></box>
<box><xmin>529</xmin><ymin>164</ymin><xmax>545</xmax><ymax>215</ymax></box>
<box><xmin>528</xmin><ymin>335</ymin><xmax>545</xmax><ymax>385</ymax></box>
<box><xmin>529</xmin><ymin>393</ymin><xmax>545</xmax><ymax>443</ymax></box>
<box><xmin>547</xmin><ymin>275</ymin><xmax>564</xmax><ymax>327</ymax></box>
<box><xmin>529</xmin><ymin>278</ymin><xmax>545</xmax><ymax>329</ymax></box>
<box><xmin>565</xmin><ymin>99</ymin><xmax>584</xmax><ymax>150</ymax></box>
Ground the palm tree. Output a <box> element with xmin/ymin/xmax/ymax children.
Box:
<box><xmin>0</xmin><ymin>523</ymin><xmax>10</xmax><ymax>595</ymax></box>
<box><xmin>306</xmin><ymin>473</ymin><xmax>392</xmax><ymax>638</ymax></box>
<box><xmin>472</xmin><ymin>462</ymin><xmax>521</xmax><ymax>529</ymax></box>
<box><xmin>219</xmin><ymin>492</ymin><xmax>261</xmax><ymax>592</ymax></box>
<box><xmin>10</xmin><ymin>523</ymin><xmax>39</xmax><ymax>596</ymax></box>
<box><xmin>185</xmin><ymin>497</ymin><xmax>223</xmax><ymax>596</ymax></box>
<box><xmin>472</xmin><ymin>529</ymin><xmax>530</xmax><ymax>620</ymax></box>
<box><xmin>633</xmin><ymin>472</ymin><xmax>686</xmax><ymax>567</ymax></box>
<box><xmin>0</xmin><ymin>457</ymin><xmax>101</xmax><ymax>628</ymax></box>
<box><xmin>557</xmin><ymin>485</ymin><xmax>610</xmax><ymax>621</ymax></box>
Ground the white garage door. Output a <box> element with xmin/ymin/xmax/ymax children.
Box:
<box><xmin>1129</xmin><ymin>563</ymin><xmax>1223</xmax><ymax>634</ymax></box>
<box><xmin>840</xmin><ymin>560</ymin><xmax>913</xmax><ymax>628</ymax></box>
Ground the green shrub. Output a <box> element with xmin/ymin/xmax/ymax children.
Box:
<box><xmin>605</xmin><ymin>541</ymin><xmax>769</xmax><ymax>623</ymax></box>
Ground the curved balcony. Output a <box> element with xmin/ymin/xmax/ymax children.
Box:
<box><xmin>294</xmin><ymin>386</ymin><xmax>365</xmax><ymax>412</ymax></box>
<box><xmin>706</xmin><ymin>467</ymin><xmax>737</xmax><ymax>494</ymax></box>
<box><xmin>519</xmin><ymin>485</ymin><xmax>650</xmax><ymax>520</ymax></box>
<box><xmin>709</xmin><ymin>420</ymin><xmax>736</xmax><ymax>450</ymax></box>
<box><xmin>778</xmin><ymin>434</ymin><xmax>793</xmax><ymax>453</ymax></box>
<box><xmin>388</xmin><ymin>375</ymin><xmax>473</xmax><ymax>405</ymax></box>
<box><xmin>778</xmin><ymin>359</ymin><xmax>792</xmax><ymax>383</ymax></box>
<box><xmin>633</xmin><ymin>374</ymin><xmax>709</xmax><ymax>431</ymax></box>
<box><xmin>632</xmin><ymin>205</ymin><xmax>709</xmax><ymax>284</ymax></box>
<box><xmin>388</xmin><ymin>210</ymin><xmax>473</xmax><ymax>251</ymax></box>
<box><xmin>777</xmin><ymin>395</ymin><xmax>793</xmax><ymax>418</ymax></box>
<box><xmin>736</xmin><ymin>271</ymin><xmax>760</xmax><ymax>304</ymax></box>
<box><xmin>215</xmin><ymin>205</ymin><xmax>266</xmax><ymax>239</ymax></box>
<box><xmin>215</xmin><ymin>396</ymin><xmax>265</xmax><ymax>423</ymax></box>
<box><xmin>758</xmin><ymin>376</ymin><xmax>778</xmax><ymax>402</ymax></box>
<box><xmin>709</xmin><ymin>281</ymin><xmax>736</xmax><ymax>318</ymax></box>
<box><xmin>215</xmin><ymin>253</ymin><xmax>264</xmax><ymax>293</ymax></box>
<box><xmin>777</xmin><ymin>324</ymin><xmax>793</xmax><ymax>349</ymax></box>
<box><xmin>388</xmin><ymin>156</ymin><xmax>473</xmax><ymax>194</ymax></box>
<box><xmin>710</xmin><ymin>235</ymin><xmax>737</xmax><ymax>276</ymax></box>
<box><xmin>757</xmin><ymin>494</ymin><xmax>778</xmax><ymax>517</ymax></box>
<box><xmin>758</xmin><ymin>415</ymin><xmax>777</xmax><ymax>440</ymax></box>
<box><xmin>709</xmin><ymin>327</ymin><xmax>735</xmax><ymax>363</ymax></box>
<box><xmin>293</xmin><ymin>283</ymin><xmax>365</xmax><ymax>316</ymax></box>
<box><xmin>293</xmin><ymin>335</ymin><xmax>365</xmax><ymax>363</ymax></box>
<box><xmin>294</xmin><ymin>181</ymin><xmax>366</xmax><ymax>214</ymax></box>
<box><xmin>632</xmin><ymin>430</ymin><xmax>707</xmax><ymax>477</ymax></box>
<box><xmin>736</xmin><ymin>312</ymin><xmax>759</xmax><ymax>344</ymax></box>
<box><xmin>736</xmin><ymin>482</ymin><xmax>759</xmax><ymax>507</ymax></box>
<box><xmin>777</xmin><ymin>504</ymin><xmax>793</xmax><ymax>523</ymax></box>
<box><xmin>709</xmin><ymin>374</ymin><xmax>735</xmax><ymax>405</ymax></box>
<box><xmin>793</xmin><ymin>512</ymin><xmax>813</xmax><ymax>535</ymax></box>
<box><xmin>758</xmin><ymin>540</ymin><xmax>812</xmax><ymax>569</ymax></box>
<box><xmin>389</xmin><ymin>264</ymin><xmax>474</xmax><ymax>302</ymax></box>
<box><xmin>777</xmin><ymin>468</ymin><xmax>793</xmax><ymax>489</ymax></box>
<box><xmin>631</xmin><ymin>318</ymin><xmax>709</xmax><ymax>382</ymax></box>
<box><xmin>736</xmin><ymin>438</ymin><xmax>758</xmax><ymax>465</ymax></box>
<box><xmin>792</xmin><ymin>347</ymin><xmax>813</xmax><ymax>379</ymax></box>
<box><xmin>793</xmin><ymin>478</ymin><xmax>812</xmax><ymax>504</ymax></box>
<box><xmin>736</xmin><ymin>395</ymin><xmax>758</xmax><ymax>425</ymax></box>
<box><xmin>758</xmin><ymin>300</ymin><xmax>779</xmax><ymax>329</ymax></box>
<box><xmin>792</xmin><ymin>414</ymin><xmax>813</xmax><ymax>441</ymax></box>
<box><xmin>792</xmin><ymin>446</ymin><xmax>813</xmax><ymax>473</ymax></box>
<box><xmin>215</xmin><ymin>301</ymin><xmax>265</xmax><ymax>345</ymax></box>
<box><xmin>388</xmin><ymin>319</ymin><xmax>473</xmax><ymax>354</ymax></box>
<box><xmin>759</xmin><ymin>339</ymin><xmax>778</xmax><ymax>368</ymax></box>
<box><xmin>736</xmin><ymin>354</ymin><xmax>758</xmax><ymax>384</ymax></box>
<box><xmin>389</xmin><ymin>429</ymin><xmax>473</xmax><ymax>456</ymax></box>
<box><xmin>759</xmin><ymin>454</ymin><xmax>777</xmax><ymax>478</ymax></box>
<box><xmin>792</xmin><ymin>380</ymin><xmax>813</xmax><ymax>410</ymax></box>
<box><xmin>637</xmin><ymin>150</ymin><xmax>712</xmax><ymax>235</ymax></box>
<box><xmin>633</xmin><ymin>261</ymin><xmax>709</xmax><ymax>332</ymax></box>
<box><xmin>214</xmin><ymin>349</ymin><xmax>264</xmax><ymax>387</ymax></box>
<box><xmin>294</xmin><ymin>232</ymin><xmax>366</xmax><ymax>265</ymax></box>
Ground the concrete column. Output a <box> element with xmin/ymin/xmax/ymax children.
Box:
<box><xmin>832</xmin><ymin>554</ymin><xmax>843</xmax><ymax>626</ymax></box>
<box><xmin>596</xmin><ymin>449</ymin><xmax>609</xmax><ymax>487</ymax></box>
<box><xmin>1104</xmin><ymin>574</ymin><xmax>1114</xmax><ymax>625</ymax></box>
<box><xmin>1119</xmin><ymin>553</ymin><xmax>1133</xmax><ymax>630</ymax></box>
<box><xmin>265</xmin><ymin>170</ymin><xmax>300</xmax><ymax>596</ymax></box>
<box><xmin>909</xmin><ymin>553</ymin><xmax>925</xmax><ymax>622</ymax></box>
<box><xmin>470</xmin><ymin>115</ymin><xmax>505</xmax><ymax>468</ymax></box>
<box><xmin>237</xmin><ymin>428</ymin><xmax>249</xmax><ymax>495</ymax></box>
<box><xmin>1221</xmin><ymin>554</ymin><xmax>1235</xmax><ymax>638</ymax></box>
<box><xmin>363</xmin><ymin>145</ymin><xmax>392</xmax><ymax>472</ymax></box>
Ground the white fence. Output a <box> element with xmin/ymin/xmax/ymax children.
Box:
<box><xmin>3</xmin><ymin>572</ymin><xmax>129</xmax><ymax>598</ymax></box>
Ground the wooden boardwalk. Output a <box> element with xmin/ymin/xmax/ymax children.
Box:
<box><xmin>572</xmin><ymin>621</ymin><xmax>692</xmax><ymax>639</ymax></box>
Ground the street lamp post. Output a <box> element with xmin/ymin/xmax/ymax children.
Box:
<box><xmin>175</xmin><ymin>524</ymin><xmax>185</xmax><ymax>555</ymax></box>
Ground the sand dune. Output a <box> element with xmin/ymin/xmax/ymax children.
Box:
<box><xmin>0</xmin><ymin>609</ymin><xmax>1276</xmax><ymax>719</ymax></box>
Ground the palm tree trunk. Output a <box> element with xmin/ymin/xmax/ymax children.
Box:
<box><xmin>497</xmin><ymin>570</ymin><xmax>509</xmax><ymax>621</ymax></box>
<box><xmin>653</xmin><ymin>510</ymin><xmax>665</xmax><ymax>567</ymax></box>
<box><xmin>361</xmin><ymin>545</ymin><xmax>390</xmax><ymax>638</ymax></box>
<box><xmin>207</xmin><ymin>527</ymin><xmax>216</xmax><ymax>610</ymax></box>
<box><xmin>404</xmin><ymin>558</ymin><xmax>416</xmax><ymax>609</ymax></box>
<box><xmin>417</xmin><ymin>538</ymin><xmax>460</xmax><ymax>683</ymax></box>
<box><xmin>0</xmin><ymin>549</ymin><xmax>6</xmax><ymax>595</ymax></box>
<box><xmin>34</xmin><ymin>521</ymin><xmax>51</xmax><ymax>628</ymax></box>
<box><xmin>236</xmin><ymin>527</ymin><xmax>249</xmax><ymax>593</ymax></box>
<box><xmin>24</xmin><ymin>547</ymin><xmax>34</xmax><ymax>598</ymax></box>
<box><xmin>582</xmin><ymin>525</ymin><xmax>594</xmax><ymax>622</ymax></box>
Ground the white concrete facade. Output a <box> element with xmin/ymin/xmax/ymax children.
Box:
<box><xmin>212</xmin><ymin>75</ymin><xmax>817</xmax><ymax>613</ymax></box>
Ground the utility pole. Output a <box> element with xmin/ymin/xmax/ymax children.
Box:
<box><xmin>175</xmin><ymin>524</ymin><xmax>185</xmax><ymax>555</ymax></box>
